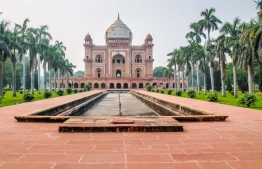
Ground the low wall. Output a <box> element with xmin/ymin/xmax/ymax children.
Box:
<box><xmin>131</xmin><ymin>91</ymin><xmax>224</xmax><ymax>117</ymax></box>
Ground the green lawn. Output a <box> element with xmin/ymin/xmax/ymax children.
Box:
<box><xmin>161</xmin><ymin>90</ymin><xmax>262</xmax><ymax>111</ymax></box>
<box><xmin>0</xmin><ymin>90</ymin><xmax>75</xmax><ymax>107</ymax></box>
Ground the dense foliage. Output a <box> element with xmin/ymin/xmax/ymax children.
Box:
<box><xmin>238</xmin><ymin>93</ymin><xmax>258</xmax><ymax>107</ymax></box>
<box><xmin>56</xmin><ymin>89</ymin><xmax>64</xmax><ymax>96</ymax></box>
<box><xmin>187</xmin><ymin>90</ymin><xmax>196</xmax><ymax>98</ymax></box>
<box><xmin>66</xmin><ymin>88</ymin><xmax>73</xmax><ymax>94</ymax></box>
<box><xmin>44</xmin><ymin>90</ymin><xmax>52</xmax><ymax>98</ymax></box>
<box><xmin>84</xmin><ymin>84</ymin><xmax>92</xmax><ymax>91</ymax></box>
<box><xmin>207</xmin><ymin>91</ymin><xmax>218</xmax><ymax>102</ymax></box>
<box><xmin>23</xmin><ymin>93</ymin><xmax>34</xmax><ymax>102</ymax></box>
<box><xmin>146</xmin><ymin>84</ymin><xmax>153</xmax><ymax>91</ymax></box>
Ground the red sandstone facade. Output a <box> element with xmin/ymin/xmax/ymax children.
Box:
<box><xmin>65</xmin><ymin>15</ymin><xmax>186</xmax><ymax>89</ymax></box>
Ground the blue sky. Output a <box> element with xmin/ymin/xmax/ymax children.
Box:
<box><xmin>1</xmin><ymin>0</ymin><xmax>257</xmax><ymax>71</ymax></box>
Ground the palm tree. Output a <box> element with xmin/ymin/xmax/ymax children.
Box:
<box><xmin>54</xmin><ymin>41</ymin><xmax>66</xmax><ymax>91</ymax></box>
<box><xmin>215</xmin><ymin>35</ymin><xmax>228</xmax><ymax>96</ymax></box>
<box><xmin>167</xmin><ymin>49</ymin><xmax>177</xmax><ymax>90</ymax></box>
<box><xmin>27</xmin><ymin>28</ymin><xmax>41</xmax><ymax>94</ymax></box>
<box><xmin>63</xmin><ymin>59</ymin><xmax>75</xmax><ymax>88</ymax></box>
<box><xmin>163</xmin><ymin>65</ymin><xmax>173</xmax><ymax>89</ymax></box>
<box><xmin>181</xmin><ymin>46</ymin><xmax>192</xmax><ymax>91</ymax></box>
<box><xmin>199</xmin><ymin>7</ymin><xmax>222</xmax><ymax>93</ymax></box>
<box><xmin>239</xmin><ymin>20</ymin><xmax>257</xmax><ymax>94</ymax></box>
<box><xmin>186</xmin><ymin>22</ymin><xmax>206</xmax><ymax>43</ymax></box>
<box><xmin>186</xmin><ymin>22</ymin><xmax>206</xmax><ymax>94</ymax></box>
<box><xmin>205</xmin><ymin>41</ymin><xmax>216</xmax><ymax>92</ymax></box>
<box><xmin>16</xmin><ymin>18</ymin><xmax>30</xmax><ymax>95</ymax></box>
<box><xmin>36</xmin><ymin>25</ymin><xmax>52</xmax><ymax>94</ymax></box>
<box><xmin>41</xmin><ymin>40</ymin><xmax>51</xmax><ymax>93</ymax></box>
<box><xmin>9</xmin><ymin>24</ymin><xmax>23</xmax><ymax>97</ymax></box>
<box><xmin>0</xmin><ymin>20</ymin><xmax>12</xmax><ymax>97</ymax></box>
<box><xmin>199</xmin><ymin>8</ymin><xmax>222</xmax><ymax>42</ymax></box>
<box><xmin>220</xmin><ymin>17</ymin><xmax>242</xmax><ymax>97</ymax></box>
<box><xmin>249</xmin><ymin>1</ymin><xmax>262</xmax><ymax>91</ymax></box>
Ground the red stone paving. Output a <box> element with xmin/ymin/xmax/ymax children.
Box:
<box><xmin>0</xmin><ymin>90</ymin><xmax>262</xmax><ymax>169</ymax></box>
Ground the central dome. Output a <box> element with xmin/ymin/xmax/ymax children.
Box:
<box><xmin>105</xmin><ymin>14</ymin><xmax>132</xmax><ymax>40</ymax></box>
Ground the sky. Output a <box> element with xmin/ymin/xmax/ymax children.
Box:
<box><xmin>1</xmin><ymin>0</ymin><xmax>257</xmax><ymax>72</ymax></box>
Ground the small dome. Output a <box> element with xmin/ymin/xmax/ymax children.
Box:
<box><xmin>146</xmin><ymin>34</ymin><xmax>153</xmax><ymax>40</ymax></box>
<box><xmin>85</xmin><ymin>33</ymin><xmax>92</xmax><ymax>41</ymax></box>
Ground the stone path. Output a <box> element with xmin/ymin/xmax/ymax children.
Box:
<box><xmin>0</xmin><ymin>90</ymin><xmax>262</xmax><ymax>169</ymax></box>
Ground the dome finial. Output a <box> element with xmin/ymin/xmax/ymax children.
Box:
<box><xmin>118</xmin><ymin>12</ymin><xmax>120</xmax><ymax>19</ymax></box>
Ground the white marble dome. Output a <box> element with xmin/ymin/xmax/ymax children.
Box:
<box><xmin>105</xmin><ymin>14</ymin><xmax>132</xmax><ymax>40</ymax></box>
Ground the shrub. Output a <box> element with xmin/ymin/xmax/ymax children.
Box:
<box><xmin>238</xmin><ymin>93</ymin><xmax>258</xmax><ymax>107</ymax></box>
<box><xmin>84</xmin><ymin>84</ymin><xmax>92</xmax><ymax>91</ymax></box>
<box><xmin>156</xmin><ymin>89</ymin><xmax>159</xmax><ymax>93</ymax></box>
<box><xmin>3</xmin><ymin>91</ymin><xmax>6</xmax><ymax>96</ymax></box>
<box><xmin>83</xmin><ymin>88</ymin><xmax>87</xmax><ymax>92</ymax></box>
<box><xmin>0</xmin><ymin>96</ymin><xmax>2</xmax><ymax>104</ymax></box>
<box><xmin>146</xmin><ymin>84</ymin><xmax>153</xmax><ymax>91</ymax></box>
<box><xmin>151</xmin><ymin>89</ymin><xmax>155</xmax><ymax>92</ymax></box>
<box><xmin>187</xmin><ymin>90</ymin><xmax>196</xmax><ymax>98</ymax></box>
<box><xmin>19</xmin><ymin>90</ymin><xmax>23</xmax><ymax>94</ymax></box>
<box><xmin>23</xmin><ymin>93</ymin><xmax>34</xmax><ymax>102</ymax></box>
<box><xmin>79</xmin><ymin>89</ymin><xmax>83</xmax><ymax>93</ymax></box>
<box><xmin>56</xmin><ymin>90</ymin><xmax>64</xmax><ymax>96</ymax></box>
<box><xmin>160</xmin><ymin>90</ymin><xmax>164</xmax><ymax>94</ymax></box>
<box><xmin>73</xmin><ymin>89</ymin><xmax>78</xmax><ymax>93</ymax></box>
<box><xmin>66</xmin><ymin>88</ymin><xmax>73</xmax><ymax>94</ymax></box>
<box><xmin>207</xmin><ymin>91</ymin><xmax>218</xmax><ymax>102</ymax></box>
<box><xmin>167</xmin><ymin>89</ymin><xmax>172</xmax><ymax>95</ymax></box>
<box><xmin>175</xmin><ymin>90</ymin><xmax>183</xmax><ymax>96</ymax></box>
<box><xmin>44</xmin><ymin>91</ymin><xmax>52</xmax><ymax>98</ymax></box>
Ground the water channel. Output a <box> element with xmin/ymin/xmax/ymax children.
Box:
<box><xmin>81</xmin><ymin>92</ymin><xmax>159</xmax><ymax>116</ymax></box>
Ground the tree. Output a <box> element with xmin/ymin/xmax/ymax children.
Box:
<box><xmin>199</xmin><ymin>8</ymin><xmax>222</xmax><ymax>93</ymax></box>
<box><xmin>167</xmin><ymin>50</ymin><xmax>177</xmax><ymax>91</ymax></box>
<box><xmin>199</xmin><ymin>8</ymin><xmax>222</xmax><ymax>42</ymax></box>
<box><xmin>205</xmin><ymin>41</ymin><xmax>216</xmax><ymax>92</ymax></box>
<box><xmin>16</xmin><ymin>18</ymin><xmax>30</xmax><ymax>95</ymax></box>
<box><xmin>239</xmin><ymin>20</ymin><xmax>256</xmax><ymax>94</ymax></box>
<box><xmin>0</xmin><ymin>20</ymin><xmax>12</xmax><ymax>97</ymax></box>
<box><xmin>36</xmin><ymin>25</ymin><xmax>52</xmax><ymax>94</ymax></box>
<box><xmin>73</xmin><ymin>70</ymin><xmax>84</xmax><ymax>78</ymax></box>
<box><xmin>186</xmin><ymin>22</ymin><xmax>206</xmax><ymax>43</ymax></box>
<box><xmin>153</xmin><ymin>66</ymin><xmax>165</xmax><ymax>78</ymax></box>
<box><xmin>3</xmin><ymin>59</ymin><xmax>12</xmax><ymax>88</ymax></box>
<box><xmin>163</xmin><ymin>65</ymin><xmax>173</xmax><ymax>89</ymax></box>
<box><xmin>215</xmin><ymin>35</ymin><xmax>228</xmax><ymax>96</ymax></box>
<box><xmin>220</xmin><ymin>17</ymin><xmax>242</xmax><ymax>97</ymax></box>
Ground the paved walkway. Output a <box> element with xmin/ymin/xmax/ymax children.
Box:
<box><xmin>0</xmin><ymin>90</ymin><xmax>262</xmax><ymax>169</ymax></box>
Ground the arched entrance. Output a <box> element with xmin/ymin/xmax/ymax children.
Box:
<box><xmin>116</xmin><ymin>70</ymin><xmax>121</xmax><ymax>78</ymax></box>
<box><xmin>101</xmin><ymin>83</ymin><xmax>106</xmax><ymax>89</ymax></box>
<box><xmin>166</xmin><ymin>83</ymin><xmax>169</xmax><ymax>89</ymax></box>
<box><xmin>74</xmin><ymin>83</ymin><xmax>78</xmax><ymax>88</ymax></box>
<box><xmin>153</xmin><ymin>83</ymin><xmax>157</xmax><ymax>88</ymax></box>
<box><xmin>81</xmin><ymin>83</ymin><xmax>85</xmax><ymax>88</ymax></box>
<box><xmin>139</xmin><ymin>83</ymin><xmax>143</xmax><ymax>88</ymax></box>
<box><xmin>94</xmin><ymin>83</ymin><xmax>99</xmax><ymax>89</ymax></box>
<box><xmin>68</xmin><ymin>83</ymin><xmax>72</xmax><ymax>88</ymax></box>
<box><xmin>110</xmin><ymin>83</ymin><xmax>114</xmax><ymax>89</ymax></box>
<box><xmin>116</xmin><ymin>83</ymin><xmax>121</xmax><ymax>89</ymax></box>
<box><xmin>124</xmin><ymin>83</ymin><xmax>128</xmax><ymax>89</ymax></box>
<box><xmin>132</xmin><ymin>83</ymin><xmax>137</xmax><ymax>89</ymax></box>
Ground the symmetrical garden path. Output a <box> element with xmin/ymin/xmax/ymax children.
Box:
<box><xmin>0</xmin><ymin>90</ymin><xmax>262</xmax><ymax>169</ymax></box>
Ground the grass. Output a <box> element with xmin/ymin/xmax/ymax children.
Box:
<box><xmin>0</xmin><ymin>90</ymin><xmax>79</xmax><ymax>107</ymax></box>
<box><xmin>157</xmin><ymin>89</ymin><xmax>262</xmax><ymax>111</ymax></box>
